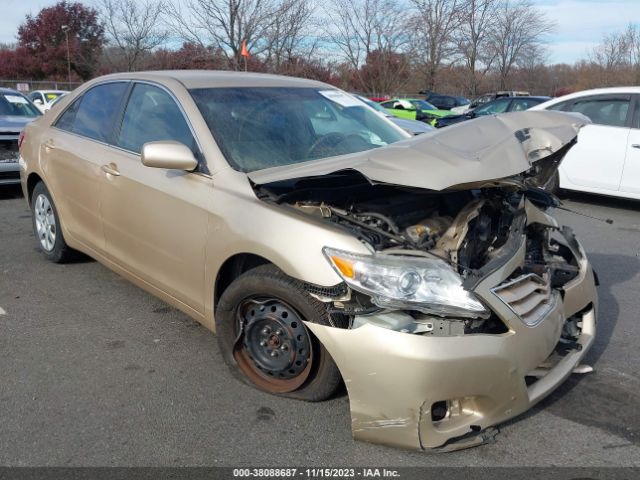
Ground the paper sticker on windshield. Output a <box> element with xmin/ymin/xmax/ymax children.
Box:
<box><xmin>4</xmin><ymin>95</ymin><xmax>29</xmax><ymax>105</ymax></box>
<box><xmin>319</xmin><ymin>90</ymin><xmax>363</xmax><ymax>108</ymax></box>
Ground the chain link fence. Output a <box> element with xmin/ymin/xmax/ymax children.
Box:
<box><xmin>0</xmin><ymin>79</ymin><xmax>83</xmax><ymax>92</ymax></box>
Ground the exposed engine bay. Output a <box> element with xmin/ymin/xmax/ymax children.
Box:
<box><xmin>254</xmin><ymin>170</ymin><xmax>582</xmax><ymax>338</ymax></box>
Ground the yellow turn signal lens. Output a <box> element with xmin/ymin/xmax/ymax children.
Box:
<box><xmin>331</xmin><ymin>255</ymin><xmax>355</xmax><ymax>279</ymax></box>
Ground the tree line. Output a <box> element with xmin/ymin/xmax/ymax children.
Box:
<box><xmin>0</xmin><ymin>0</ymin><xmax>638</xmax><ymax>97</ymax></box>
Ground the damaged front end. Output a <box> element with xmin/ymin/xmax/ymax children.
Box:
<box><xmin>250</xmin><ymin>111</ymin><xmax>598</xmax><ymax>451</ymax></box>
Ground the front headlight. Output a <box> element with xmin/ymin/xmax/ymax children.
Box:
<box><xmin>323</xmin><ymin>247</ymin><xmax>489</xmax><ymax>318</ymax></box>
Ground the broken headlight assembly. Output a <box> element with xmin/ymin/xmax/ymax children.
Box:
<box><xmin>323</xmin><ymin>247</ymin><xmax>489</xmax><ymax>318</ymax></box>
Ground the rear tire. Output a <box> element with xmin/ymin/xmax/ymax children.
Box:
<box><xmin>31</xmin><ymin>182</ymin><xmax>77</xmax><ymax>263</ymax></box>
<box><xmin>215</xmin><ymin>265</ymin><xmax>342</xmax><ymax>401</ymax></box>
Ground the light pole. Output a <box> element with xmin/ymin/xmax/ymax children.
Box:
<box><xmin>61</xmin><ymin>25</ymin><xmax>71</xmax><ymax>85</ymax></box>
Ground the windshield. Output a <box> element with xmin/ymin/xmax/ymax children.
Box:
<box><xmin>410</xmin><ymin>99</ymin><xmax>436</xmax><ymax>111</ymax></box>
<box><xmin>190</xmin><ymin>87</ymin><xmax>408</xmax><ymax>172</ymax></box>
<box><xmin>0</xmin><ymin>93</ymin><xmax>41</xmax><ymax>117</ymax></box>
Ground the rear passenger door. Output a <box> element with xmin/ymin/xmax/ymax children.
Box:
<box><xmin>100</xmin><ymin>82</ymin><xmax>211</xmax><ymax>313</ymax></box>
<box><xmin>45</xmin><ymin>81</ymin><xmax>129</xmax><ymax>253</ymax></box>
<box><xmin>560</xmin><ymin>94</ymin><xmax>631</xmax><ymax>192</ymax></box>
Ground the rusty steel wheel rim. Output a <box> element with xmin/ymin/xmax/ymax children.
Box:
<box><xmin>233</xmin><ymin>297</ymin><xmax>313</xmax><ymax>393</ymax></box>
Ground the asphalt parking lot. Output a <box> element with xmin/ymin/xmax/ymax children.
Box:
<box><xmin>1</xmin><ymin>184</ymin><xmax>639</xmax><ymax>467</ymax></box>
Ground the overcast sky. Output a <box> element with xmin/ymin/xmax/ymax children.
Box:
<box><xmin>2</xmin><ymin>0</ymin><xmax>640</xmax><ymax>64</ymax></box>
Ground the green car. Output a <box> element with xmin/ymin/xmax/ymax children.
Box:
<box><xmin>379</xmin><ymin>98</ymin><xmax>455</xmax><ymax>126</ymax></box>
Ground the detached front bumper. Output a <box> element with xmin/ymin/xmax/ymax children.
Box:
<box><xmin>305</xmin><ymin>230</ymin><xmax>597</xmax><ymax>451</ymax></box>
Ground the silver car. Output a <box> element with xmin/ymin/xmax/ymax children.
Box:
<box><xmin>1</xmin><ymin>88</ymin><xmax>41</xmax><ymax>185</ymax></box>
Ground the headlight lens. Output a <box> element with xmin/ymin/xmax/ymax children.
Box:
<box><xmin>323</xmin><ymin>247</ymin><xmax>488</xmax><ymax>318</ymax></box>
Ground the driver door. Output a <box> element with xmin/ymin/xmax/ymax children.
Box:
<box><xmin>100</xmin><ymin>82</ymin><xmax>211</xmax><ymax>313</ymax></box>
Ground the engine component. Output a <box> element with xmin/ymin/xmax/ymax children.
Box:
<box><xmin>404</xmin><ymin>216</ymin><xmax>452</xmax><ymax>249</ymax></box>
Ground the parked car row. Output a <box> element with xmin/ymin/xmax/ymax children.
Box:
<box><xmin>354</xmin><ymin>95</ymin><xmax>434</xmax><ymax>135</ymax></box>
<box><xmin>27</xmin><ymin>89</ymin><xmax>69</xmax><ymax>113</ymax></box>
<box><xmin>434</xmin><ymin>96</ymin><xmax>550</xmax><ymax>128</ymax></box>
<box><xmin>378</xmin><ymin>98</ymin><xmax>456</xmax><ymax>126</ymax></box>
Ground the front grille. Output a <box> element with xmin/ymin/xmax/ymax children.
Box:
<box><xmin>0</xmin><ymin>139</ymin><xmax>19</xmax><ymax>162</ymax></box>
<box><xmin>491</xmin><ymin>273</ymin><xmax>553</xmax><ymax>326</ymax></box>
<box><xmin>0</xmin><ymin>171</ymin><xmax>20</xmax><ymax>180</ymax></box>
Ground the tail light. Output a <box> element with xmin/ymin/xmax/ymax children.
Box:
<box><xmin>18</xmin><ymin>130</ymin><xmax>25</xmax><ymax>150</ymax></box>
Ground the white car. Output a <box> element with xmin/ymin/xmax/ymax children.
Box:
<box><xmin>27</xmin><ymin>90</ymin><xmax>69</xmax><ymax>113</ymax></box>
<box><xmin>530</xmin><ymin>87</ymin><xmax>640</xmax><ymax>200</ymax></box>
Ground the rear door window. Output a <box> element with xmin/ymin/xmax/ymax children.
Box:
<box><xmin>567</xmin><ymin>96</ymin><xmax>631</xmax><ymax>127</ymax></box>
<box><xmin>547</xmin><ymin>100</ymin><xmax>571</xmax><ymax>111</ymax></box>
<box><xmin>55</xmin><ymin>82</ymin><xmax>128</xmax><ymax>142</ymax></box>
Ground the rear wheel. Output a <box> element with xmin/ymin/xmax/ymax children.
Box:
<box><xmin>31</xmin><ymin>182</ymin><xmax>77</xmax><ymax>263</ymax></box>
<box><xmin>215</xmin><ymin>265</ymin><xmax>341</xmax><ymax>401</ymax></box>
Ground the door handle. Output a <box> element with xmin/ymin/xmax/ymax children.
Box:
<box><xmin>632</xmin><ymin>144</ymin><xmax>640</xmax><ymax>149</ymax></box>
<box><xmin>101</xmin><ymin>163</ymin><xmax>120</xmax><ymax>176</ymax></box>
<box><xmin>44</xmin><ymin>140</ymin><xmax>56</xmax><ymax>151</ymax></box>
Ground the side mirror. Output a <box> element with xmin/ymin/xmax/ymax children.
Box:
<box><xmin>33</xmin><ymin>99</ymin><xmax>43</xmax><ymax>105</ymax></box>
<box><xmin>141</xmin><ymin>141</ymin><xmax>198</xmax><ymax>171</ymax></box>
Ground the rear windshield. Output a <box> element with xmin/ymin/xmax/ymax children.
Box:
<box><xmin>0</xmin><ymin>93</ymin><xmax>41</xmax><ymax>117</ymax></box>
<box><xmin>189</xmin><ymin>87</ymin><xmax>408</xmax><ymax>172</ymax></box>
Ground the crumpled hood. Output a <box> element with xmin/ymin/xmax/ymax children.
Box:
<box><xmin>248</xmin><ymin>110</ymin><xmax>589</xmax><ymax>191</ymax></box>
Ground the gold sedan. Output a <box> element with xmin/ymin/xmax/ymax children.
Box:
<box><xmin>20</xmin><ymin>71</ymin><xmax>597</xmax><ymax>452</ymax></box>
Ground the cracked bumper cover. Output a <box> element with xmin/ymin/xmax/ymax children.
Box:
<box><xmin>305</xmin><ymin>231</ymin><xmax>597</xmax><ymax>452</ymax></box>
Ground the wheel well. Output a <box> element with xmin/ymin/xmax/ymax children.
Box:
<box><xmin>26</xmin><ymin>173</ymin><xmax>44</xmax><ymax>206</ymax></box>
<box><xmin>214</xmin><ymin>254</ymin><xmax>271</xmax><ymax>311</ymax></box>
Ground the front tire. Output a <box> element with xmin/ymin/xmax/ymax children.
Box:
<box><xmin>215</xmin><ymin>265</ymin><xmax>342</xmax><ymax>401</ymax></box>
<box><xmin>31</xmin><ymin>182</ymin><xmax>77</xmax><ymax>263</ymax></box>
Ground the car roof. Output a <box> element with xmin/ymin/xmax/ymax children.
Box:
<box><xmin>530</xmin><ymin>87</ymin><xmax>640</xmax><ymax>111</ymax></box>
<box><xmin>32</xmin><ymin>89</ymin><xmax>68</xmax><ymax>94</ymax></box>
<box><xmin>89</xmin><ymin>70</ymin><xmax>333</xmax><ymax>90</ymax></box>
<box><xmin>0</xmin><ymin>88</ymin><xmax>24</xmax><ymax>95</ymax></box>
<box><xmin>508</xmin><ymin>96</ymin><xmax>550</xmax><ymax>100</ymax></box>
<box><xmin>549</xmin><ymin>87</ymin><xmax>640</xmax><ymax>102</ymax></box>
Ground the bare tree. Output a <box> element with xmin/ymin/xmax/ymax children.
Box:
<box><xmin>263</xmin><ymin>0</ymin><xmax>317</xmax><ymax>72</ymax></box>
<box><xmin>591</xmin><ymin>32</ymin><xmax>627</xmax><ymax>71</ymax></box>
<box><xmin>489</xmin><ymin>0</ymin><xmax>555</xmax><ymax>89</ymax></box>
<box><xmin>409</xmin><ymin>0</ymin><xmax>462</xmax><ymax>91</ymax></box>
<box><xmin>454</xmin><ymin>0</ymin><xmax>497</xmax><ymax>96</ymax></box>
<box><xmin>167</xmin><ymin>0</ymin><xmax>290</xmax><ymax>70</ymax></box>
<box><xmin>100</xmin><ymin>0</ymin><xmax>168</xmax><ymax>71</ymax></box>
<box><xmin>325</xmin><ymin>0</ymin><xmax>411</xmax><ymax>94</ymax></box>
<box><xmin>623</xmin><ymin>24</ymin><xmax>640</xmax><ymax>83</ymax></box>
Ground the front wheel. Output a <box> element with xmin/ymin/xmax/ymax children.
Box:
<box><xmin>31</xmin><ymin>182</ymin><xmax>77</xmax><ymax>263</ymax></box>
<box><xmin>215</xmin><ymin>265</ymin><xmax>342</xmax><ymax>401</ymax></box>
